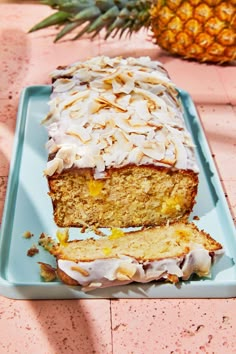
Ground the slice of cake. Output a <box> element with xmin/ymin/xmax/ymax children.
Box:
<box><xmin>39</xmin><ymin>222</ymin><xmax>223</xmax><ymax>291</ymax></box>
<box><xmin>42</xmin><ymin>56</ymin><xmax>199</xmax><ymax>228</ymax></box>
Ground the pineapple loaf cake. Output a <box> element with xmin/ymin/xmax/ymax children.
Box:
<box><xmin>43</xmin><ymin>56</ymin><xmax>199</xmax><ymax>228</ymax></box>
<box><xmin>39</xmin><ymin>222</ymin><xmax>223</xmax><ymax>291</ymax></box>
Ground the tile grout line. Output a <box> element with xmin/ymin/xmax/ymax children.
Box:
<box><xmin>215</xmin><ymin>66</ymin><xmax>235</xmax><ymax>106</ymax></box>
<box><xmin>109</xmin><ymin>300</ymin><xmax>114</xmax><ymax>354</ymax></box>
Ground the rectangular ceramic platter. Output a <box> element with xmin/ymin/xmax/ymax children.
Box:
<box><xmin>0</xmin><ymin>85</ymin><xmax>236</xmax><ymax>299</ymax></box>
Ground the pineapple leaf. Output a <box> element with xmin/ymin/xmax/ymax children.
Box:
<box><xmin>100</xmin><ymin>5</ymin><xmax>120</xmax><ymax>21</ymax></box>
<box><xmin>95</xmin><ymin>0</ymin><xmax>115</xmax><ymax>12</ymax></box>
<box><xmin>86</xmin><ymin>6</ymin><xmax>119</xmax><ymax>34</ymax></box>
<box><xmin>29</xmin><ymin>0</ymin><xmax>152</xmax><ymax>41</ymax></box>
<box><xmin>29</xmin><ymin>11</ymin><xmax>71</xmax><ymax>33</ymax></box>
<box><xmin>73</xmin><ymin>6</ymin><xmax>101</xmax><ymax>21</ymax></box>
<box><xmin>119</xmin><ymin>21</ymin><xmax>132</xmax><ymax>38</ymax></box>
<box><xmin>41</xmin><ymin>0</ymin><xmax>95</xmax><ymax>12</ymax></box>
<box><xmin>54</xmin><ymin>21</ymin><xmax>81</xmax><ymax>42</ymax></box>
<box><xmin>72</xmin><ymin>22</ymin><xmax>92</xmax><ymax>40</ymax></box>
<box><xmin>40</xmin><ymin>0</ymin><xmax>58</xmax><ymax>6</ymax></box>
<box><xmin>104</xmin><ymin>17</ymin><xmax>125</xmax><ymax>39</ymax></box>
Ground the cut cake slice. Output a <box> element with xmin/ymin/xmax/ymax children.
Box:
<box><xmin>39</xmin><ymin>222</ymin><xmax>223</xmax><ymax>291</ymax></box>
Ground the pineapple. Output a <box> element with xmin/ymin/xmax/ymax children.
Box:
<box><xmin>29</xmin><ymin>0</ymin><xmax>236</xmax><ymax>63</ymax></box>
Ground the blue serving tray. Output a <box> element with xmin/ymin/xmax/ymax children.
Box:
<box><xmin>0</xmin><ymin>85</ymin><xmax>236</xmax><ymax>299</ymax></box>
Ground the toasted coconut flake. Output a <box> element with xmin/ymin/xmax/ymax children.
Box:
<box><xmin>66</xmin><ymin>127</ymin><xmax>91</xmax><ymax>143</ymax></box>
<box><xmin>95</xmin><ymin>155</ymin><xmax>106</xmax><ymax>172</ymax></box>
<box><xmin>53</xmin><ymin>78</ymin><xmax>76</xmax><ymax>93</ymax></box>
<box><xmin>128</xmin><ymin>133</ymin><xmax>146</xmax><ymax>147</ymax></box>
<box><xmin>113</xmin><ymin>130</ymin><xmax>132</xmax><ymax>147</ymax></box>
<box><xmin>134</xmin><ymin>88</ymin><xmax>167</xmax><ymax>111</ymax></box>
<box><xmin>69</xmin><ymin>110</ymin><xmax>81</xmax><ymax>119</ymax></box>
<box><xmin>84</xmin><ymin>282</ymin><xmax>102</xmax><ymax>291</ymax></box>
<box><xmin>141</xmin><ymin>145</ymin><xmax>165</xmax><ymax>161</ymax></box>
<box><xmin>55</xmin><ymin>145</ymin><xmax>76</xmax><ymax>168</ymax></box>
<box><xmin>74</xmin><ymin>67</ymin><xmax>91</xmax><ymax>81</ymax></box>
<box><xmin>95</xmin><ymin>97</ymin><xmax>127</xmax><ymax>112</ymax></box>
<box><xmin>116</xmin><ymin>94</ymin><xmax>131</xmax><ymax>108</ymax></box>
<box><xmin>160</xmin><ymin>157</ymin><xmax>176</xmax><ymax>166</ymax></box>
<box><xmin>75</xmin><ymin>154</ymin><xmax>96</xmax><ymax>169</ymax></box>
<box><xmin>167</xmin><ymin>126</ymin><xmax>188</xmax><ymax>169</ymax></box>
<box><xmin>89</xmin><ymin>99</ymin><xmax>106</xmax><ymax>114</ymax></box>
<box><xmin>126</xmin><ymin>147</ymin><xmax>143</xmax><ymax>164</ymax></box>
<box><xmin>113</xmin><ymin>73</ymin><xmax>135</xmax><ymax>94</ymax></box>
<box><xmin>45</xmin><ymin>139</ymin><xmax>59</xmax><ymax>154</ymax></box>
<box><xmin>116</xmin><ymin>263</ymin><xmax>137</xmax><ymax>281</ymax></box>
<box><xmin>102</xmin><ymin>67</ymin><xmax>122</xmax><ymax>82</ymax></box>
<box><xmin>171</xmin><ymin>137</ymin><xmax>187</xmax><ymax>169</ymax></box>
<box><xmin>51</xmin><ymin>63</ymin><xmax>81</xmax><ymax>78</ymax></box>
<box><xmin>146</xmin><ymin>120</ymin><xmax>163</xmax><ymax>130</ymax></box>
<box><xmin>41</xmin><ymin>111</ymin><xmax>53</xmax><ymax>125</ymax></box>
<box><xmin>135</xmin><ymin>70</ymin><xmax>173</xmax><ymax>86</ymax></box>
<box><xmin>38</xmin><ymin>262</ymin><xmax>57</xmax><ymax>282</ymax></box>
<box><xmin>63</xmin><ymin>90</ymin><xmax>90</xmax><ymax>110</ymax></box>
<box><xmin>45</xmin><ymin>56</ymin><xmax>199</xmax><ymax>177</ymax></box>
<box><xmin>44</xmin><ymin>158</ymin><xmax>64</xmax><ymax>176</ymax></box>
<box><xmin>70</xmin><ymin>266</ymin><xmax>90</xmax><ymax>277</ymax></box>
<box><xmin>65</xmin><ymin>130</ymin><xmax>81</xmax><ymax>140</ymax></box>
<box><xmin>130</xmin><ymin>100</ymin><xmax>151</xmax><ymax>122</ymax></box>
<box><xmin>115</xmin><ymin>115</ymin><xmax>151</xmax><ymax>134</ymax></box>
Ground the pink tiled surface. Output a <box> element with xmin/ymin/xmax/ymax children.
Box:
<box><xmin>111</xmin><ymin>299</ymin><xmax>236</xmax><ymax>354</ymax></box>
<box><xmin>0</xmin><ymin>3</ymin><xmax>236</xmax><ymax>353</ymax></box>
<box><xmin>0</xmin><ymin>297</ymin><xmax>112</xmax><ymax>353</ymax></box>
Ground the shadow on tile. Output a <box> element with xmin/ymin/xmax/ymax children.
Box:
<box><xmin>29</xmin><ymin>299</ymin><xmax>112</xmax><ymax>354</ymax></box>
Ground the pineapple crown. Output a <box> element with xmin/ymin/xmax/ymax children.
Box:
<box><xmin>29</xmin><ymin>0</ymin><xmax>153</xmax><ymax>42</ymax></box>
<box><xmin>29</xmin><ymin>1</ymin><xmax>236</xmax><ymax>63</ymax></box>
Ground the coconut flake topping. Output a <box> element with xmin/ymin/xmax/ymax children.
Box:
<box><xmin>43</xmin><ymin>56</ymin><xmax>199</xmax><ymax>178</ymax></box>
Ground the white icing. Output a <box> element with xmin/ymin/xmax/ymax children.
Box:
<box><xmin>57</xmin><ymin>248</ymin><xmax>224</xmax><ymax>291</ymax></box>
<box><xmin>43</xmin><ymin>56</ymin><xmax>199</xmax><ymax>178</ymax></box>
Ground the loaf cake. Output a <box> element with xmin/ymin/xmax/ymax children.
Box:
<box><xmin>39</xmin><ymin>222</ymin><xmax>223</xmax><ymax>291</ymax></box>
<box><xmin>42</xmin><ymin>56</ymin><xmax>199</xmax><ymax>228</ymax></box>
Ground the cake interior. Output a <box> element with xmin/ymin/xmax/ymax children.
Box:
<box><xmin>48</xmin><ymin>165</ymin><xmax>198</xmax><ymax>228</ymax></box>
<box><xmin>50</xmin><ymin>221</ymin><xmax>222</xmax><ymax>262</ymax></box>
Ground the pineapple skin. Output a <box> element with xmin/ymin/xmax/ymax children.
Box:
<box><xmin>150</xmin><ymin>0</ymin><xmax>236</xmax><ymax>63</ymax></box>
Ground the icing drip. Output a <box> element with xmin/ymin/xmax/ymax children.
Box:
<box><xmin>57</xmin><ymin>248</ymin><xmax>224</xmax><ymax>291</ymax></box>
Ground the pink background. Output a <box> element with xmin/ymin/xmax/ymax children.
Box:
<box><xmin>0</xmin><ymin>3</ymin><xmax>236</xmax><ymax>353</ymax></box>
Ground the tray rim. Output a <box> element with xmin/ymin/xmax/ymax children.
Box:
<box><xmin>0</xmin><ymin>85</ymin><xmax>236</xmax><ymax>300</ymax></box>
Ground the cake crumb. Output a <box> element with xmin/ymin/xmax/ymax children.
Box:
<box><xmin>38</xmin><ymin>262</ymin><xmax>57</xmax><ymax>282</ymax></box>
<box><xmin>193</xmin><ymin>215</ymin><xmax>200</xmax><ymax>221</ymax></box>
<box><xmin>93</xmin><ymin>227</ymin><xmax>106</xmax><ymax>236</ymax></box>
<box><xmin>167</xmin><ymin>273</ymin><xmax>179</xmax><ymax>283</ymax></box>
<box><xmin>23</xmin><ymin>231</ymin><xmax>34</xmax><ymax>239</ymax></box>
<box><xmin>27</xmin><ymin>244</ymin><xmax>39</xmax><ymax>257</ymax></box>
<box><xmin>38</xmin><ymin>232</ymin><xmax>57</xmax><ymax>252</ymax></box>
<box><xmin>81</xmin><ymin>225</ymin><xmax>106</xmax><ymax>236</ymax></box>
<box><xmin>81</xmin><ymin>226</ymin><xmax>86</xmax><ymax>233</ymax></box>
